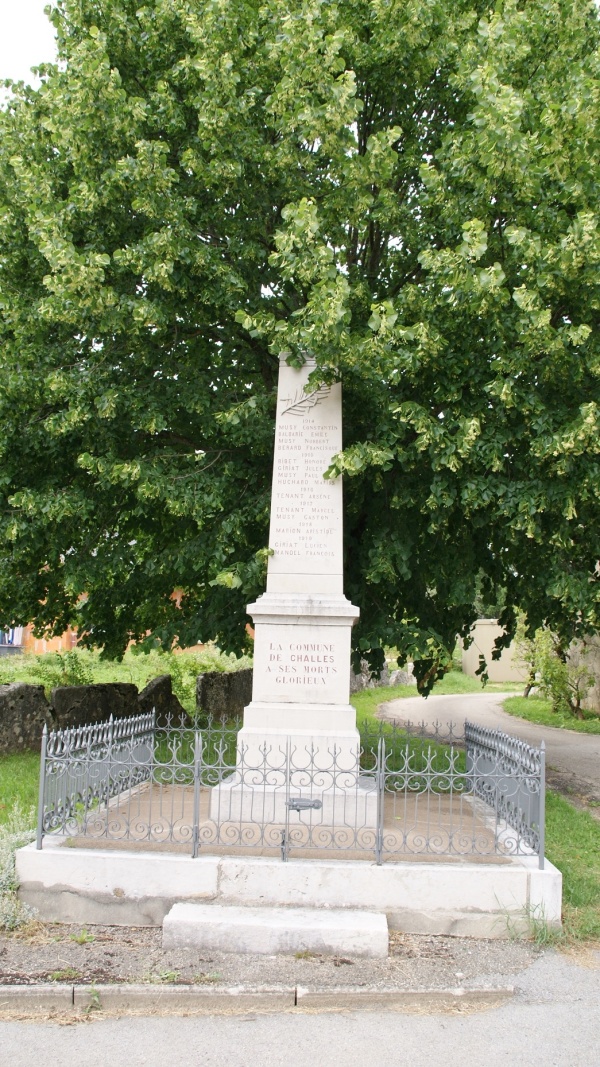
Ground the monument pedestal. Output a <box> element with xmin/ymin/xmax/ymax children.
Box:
<box><xmin>209</xmin><ymin>774</ymin><xmax>378</xmax><ymax>826</ymax></box>
<box><xmin>240</xmin><ymin>590</ymin><xmax>359</xmax><ymax>753</ymax></box>
<box><xmin>209</xmin><ymin>591</ymin><xmax>378</xmax><ymax>826</ymax></box>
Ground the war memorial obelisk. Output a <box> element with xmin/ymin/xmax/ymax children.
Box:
<box><xmin>244</xmin><ymin>355</ymin><xmax>359</xmax><ymax>750</ymax></box>
<box><xmin>213</xmin><ymin>355</ymin><xmax>375</xmax><ymax>822</ymax></box>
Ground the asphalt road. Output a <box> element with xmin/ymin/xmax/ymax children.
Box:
<box><xmin>0</xmin><ymin>951</ymin><xmax>599</xmax><ymax>1067</ymax></box>
<box><xmin>380</xmin><ymin>691</ymin><xmax>600</xmax><ymax>801</ymax></box>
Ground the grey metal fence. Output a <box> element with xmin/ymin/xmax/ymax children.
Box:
<box><xmin>36</xmin><ymin>712</ymin><xmax>155</xmax><ymax>850</ymax></box>
<box><xmin>36</xmin><ymin>713</ymin><xmax>545</xmax><ymax>867</ymax></box>
<box><xmin>465</xmin><ymin>721</ymin><xmax>545</xmax><ymax>865</ymax></box>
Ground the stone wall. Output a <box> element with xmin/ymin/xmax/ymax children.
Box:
<box><xmin>196</xmin><ymin>669</ymin><xmax>253</xmax><ymax>719</ymax></box>
<box><xmin>349</xmin><ymin>661</ymin><xmax>414</xmax><ymax>694</ymax></box>
<box><xmin>0</xmin><ymin>683</ymin><xmax>52</xmax><ymax>756</ymax></box>
<box><xmin>51</xmin><ymin>683</ymin><xmax>139</xmax><ymax>729</ymax></box>
<box><xmin>0</xmin><ymin>678</ymin><xmax>185</xmax><ymax>754</ymax></box>
<box><xmin>138</xmin><ymin>674</ymin><xmax>188</xmax><ymax>727</ymax></box>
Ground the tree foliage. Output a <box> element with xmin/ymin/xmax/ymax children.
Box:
<box><xmin>0</xmin><ymin>0</ymin><xmax>599</xmax><ymax>686</ymax></box>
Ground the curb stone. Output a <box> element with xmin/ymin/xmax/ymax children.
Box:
<box><xmin>0</xmin><ymin>983</ymin><xmax>515</xmax><ymax>1015</ymax></box>
<box><xmin>0</xmin><ymin>984</ymin><xmax>74</xmax><ymax>1010</ymax></box>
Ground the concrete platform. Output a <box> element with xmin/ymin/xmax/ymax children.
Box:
<box><xmin>162</xmin><ymin>902</ymin><xmax>389</xmax><ymax>957</ymax></box>
<box><xmin>16</xmin><ymin>838</ymin><xmax>562</xmax><ymax>938</ymax></box>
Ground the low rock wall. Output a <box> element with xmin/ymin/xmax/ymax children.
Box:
<box><xmin>350</xmin><ymin>661</ymin><xmax>414</xmax><ymax>694</ymax></box>
<box><xmin>0</xmin><ymin>683</ymin><xmax>53</xmax><ymax>756</ymax></box>
<box><xmin>1</xmin><ymin>662</ymin><xmax>415</xmax><ymax>754</ymax></box>
<box><xmin>138</xmin><ymin>674</ymin><xmax>189</xmax><ymax>727</ymax></box>
<box><xmin>196</xmin><ymin>669</ymin><xmax>253</xmax><ymax>719</ymax></box>
<box><xmin>51</xmin><ymin>683</ymin><xmax>139</xmax><ymax>729</ymax></box>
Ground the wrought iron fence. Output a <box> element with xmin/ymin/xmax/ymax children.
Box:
<box><xmin>36</xmin><ymin>713</ymin><xmax>545</xmax><ymax>867</ymax></box>
<box><xmin>36</xmin><ymin>712</ymin><xmax>156</xmax><ymax>849</ymax></box>
<box><xmin>465</xmin><ymin>721</ymin><xmax>545</xmax><ymax>862</ymax></box>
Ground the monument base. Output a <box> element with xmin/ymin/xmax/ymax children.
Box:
<box><xmin>208</xmin><ymin>772</ymin><xmax>378</xmax><ymax>826</ymax></box>
<box><xmin>16</xmin><ymin>840</ymin><xmax>563</xmax><ymax>939</ymax></box>
<box><xmin>209</xmin><ymin>712</ymin><xmax>378</xmax><ymax>826</ymax></box>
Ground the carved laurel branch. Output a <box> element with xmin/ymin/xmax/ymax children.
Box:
<box><xmin>280</xmin><ymin>384</ymin><xmax>331</xmax><ymax>416</ymax></box>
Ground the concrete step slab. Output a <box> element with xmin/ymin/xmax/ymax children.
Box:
<box><xmin>162</xmin><ymin>902</ymin><xmax>388</xmax><ymax>958</ymax></box>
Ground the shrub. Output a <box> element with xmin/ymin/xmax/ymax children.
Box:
<box><xmin>515</xmin><ymin>618</ymin><xmax>595</xmax><ymax>720</ymax></box>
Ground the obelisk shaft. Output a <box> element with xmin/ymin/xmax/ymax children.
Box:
<box><xmin>266</xmin><ymin>358</ymin><xmax>343</xmax><ymax>596</ymax></box>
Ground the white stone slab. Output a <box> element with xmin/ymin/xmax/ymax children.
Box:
<box><xmin>249</xmin><ymin>612</ymin><xmax>355</xmax><ymax>706</ymax></box>
<box><xmin>162</xmin><ymin>902</ymin><xmax>389</xmax><ymax>958</ymax></box>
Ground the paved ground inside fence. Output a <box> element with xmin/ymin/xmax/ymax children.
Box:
<box><xmin>380</xmin><ymin>691</ymin><xmax>600</xmax><ymax>807</ymax></box>
<box><xmin>64</xmin><ymin>782</ymin><xmax>514</xmax><ymax>862</ymax></box>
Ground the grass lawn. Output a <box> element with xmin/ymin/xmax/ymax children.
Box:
<box><xmin>503</xmin><ymin>695</ymin><xmax>600</xmax><ymax>734</ymax></box>
<box><xmin>0</xmin><ymin>752</ymin><xmax>39</xmax><ymax>827</ymax></box>
<box><xmin>544</xmin><ymin>791</ymin><xmax>600</xmax><ymax>942</ymax></box>
<box><xmin>431</xmin><ymin>671</ymin><xmax>522</xmax><ymax>696</ymax></box>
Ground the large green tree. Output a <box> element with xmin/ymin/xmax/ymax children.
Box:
<box><xmin>0</xmin><ymin>0</ymin><xmax>599</xmax><ymax>685</ymax></box>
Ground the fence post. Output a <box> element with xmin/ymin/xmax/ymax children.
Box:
<box><xmin>375</xmin><ymin>736</ymin><xmax>385</xmax><ymax>865</ymax></box>
<box><xmin>281</xmin><ymin>739</ymin><xmax>291</xmax><ymax>863</ymax></box>
<box><xmin>538</xmin><ymin>741</ymin><xmax>546</xmax><ymax>870</ymax></box>
<box><xmin>192</xmin><ymin>728</ymin><xmax>202</xmax><ymax>858</ymax></box>
<box><xmin>36</xmin><ymin>725</ymin><xmax>48</xmax><ymax>850</ymax></box>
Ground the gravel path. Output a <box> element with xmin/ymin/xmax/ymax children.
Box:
<box><xmin>0</xmin><ymin>922</ymin><xmax>538</xmax><ymax>992</ymax></box>
<box><xmin>379</xmin><ymin>691</ymin><xmax>600</xmax><ymax>804</ymax></box>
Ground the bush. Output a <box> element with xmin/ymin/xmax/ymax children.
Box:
<box><xmin>515</xmin><ymin>618</ymin><xmax>595</xmax><ymax>720</ymax></box>
<box><xmin>0</xmin><ymin>644</ymin><xmax>253</xmax><ymax>712</ymax></box>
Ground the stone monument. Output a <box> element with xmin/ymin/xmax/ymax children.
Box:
<box><xmin>211</xmin><ymin>356</ymin><xmax>375</xmax><ymax>823</ymax></box>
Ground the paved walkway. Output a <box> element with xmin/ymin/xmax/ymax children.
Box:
<box><xmin>0</xmin><ymin>949</ymin><xmax>598</xmax><ymax>1067</ymax></box>
<box><xmin>379</xmin><ymin>691</ymin><xmax>600</xmax><ymax>802</ymax></box>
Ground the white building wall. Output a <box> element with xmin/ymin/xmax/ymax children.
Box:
<box><xmin>461</xmin><ymin>619</ymin><xmax>527</xmax><ymax>683</ymax></box>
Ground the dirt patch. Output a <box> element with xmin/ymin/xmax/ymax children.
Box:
<box><xmin>545</xmin><ymin>767</ymin><xmax>600</xmax><ymax>818</ymax></box>
<box><xmin>0</xmin><ymin>922</ymin><xmax>540</xmax><ymax>993</ymax></box>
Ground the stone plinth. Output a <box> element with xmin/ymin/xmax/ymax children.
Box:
<box><xmin>16</xmin><ymin>841</ymin><xmax>563</xmax><ymax>937</ymax></box>
<box><xmin>240</xmin><ymin>591</ymin><xmax>359</xmax><ymax>755</ymax></box>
